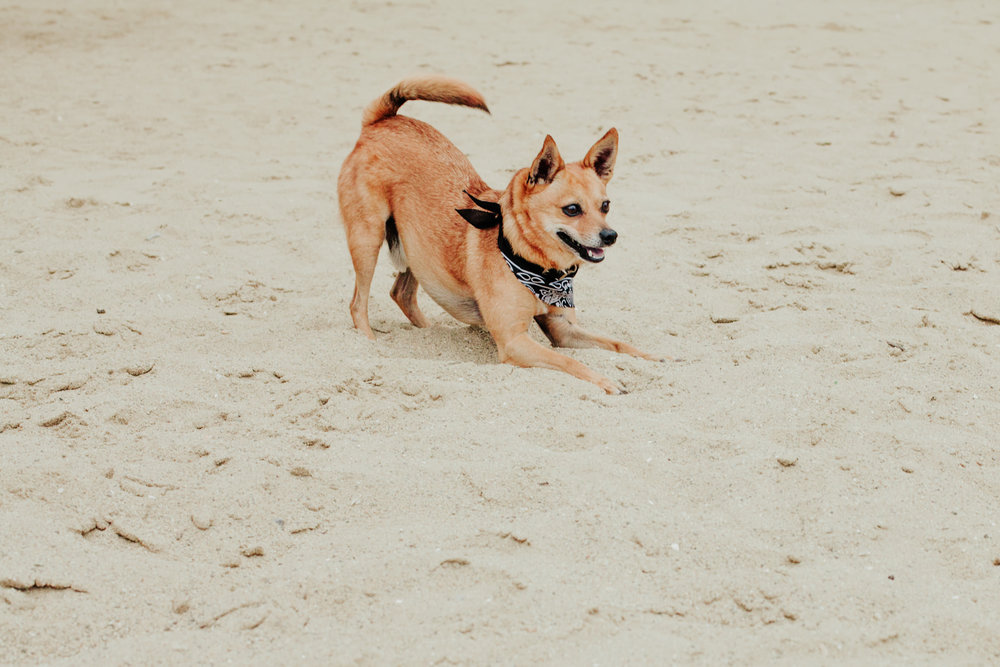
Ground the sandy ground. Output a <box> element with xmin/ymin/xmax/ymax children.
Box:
<box><xmin>2</xmin><ymin>0</ymin><xmax>1000</xmax><ymax>663</ymax></box>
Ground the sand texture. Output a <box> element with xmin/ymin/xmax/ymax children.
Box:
<box><xmin>2</xmin><ymin>0</ymin><xmax>999</xmax><ymax>663</ymax></box>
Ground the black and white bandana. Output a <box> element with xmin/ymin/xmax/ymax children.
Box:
<box><xmin>497</xmin><ymin>233</ymin><xmax>578</xmax><ymax>308</ymax></box>
<box><xmin>456</xmin><ymin>191</ymin><xmax>578</xmax><ymax>308</ymax></box>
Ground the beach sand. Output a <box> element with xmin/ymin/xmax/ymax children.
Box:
<box><xmin>2</xmin><ymin>0</ymin><xmax>999</xmax><ymax>662</ymax></box>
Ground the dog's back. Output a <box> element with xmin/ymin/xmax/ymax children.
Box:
<box><xmin>339</xmin><ymin>76</ymin><xmax>490</xmax><ymax>189</ymax></box>
<box><xmin>338</xmin><ymin>76</ymin><xmax>492</xmax><ymax>223</ymax></box>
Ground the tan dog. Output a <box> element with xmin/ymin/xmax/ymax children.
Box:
<box><xmin>337</xmin><ymin>76</ymin><xmax>662</xmax><ymax>394</ymax></box>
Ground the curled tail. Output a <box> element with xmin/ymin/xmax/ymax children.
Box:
<box><xmin>361</xmin><ymin>76</ymin><xmax>490</xmax><ymax>127</ymax></box>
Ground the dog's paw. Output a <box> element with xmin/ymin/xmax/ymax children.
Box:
<box><xmin>631</xmin><ymin>349</ymin><xmax>670</xmax><ymax>363</ymax></box>
<box><xmin>599</xmin><ymin>378</ymin><xmax>627</xmax><ymax>395</ymax></box>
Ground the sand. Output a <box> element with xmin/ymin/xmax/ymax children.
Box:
<box><xmin>2</xmin><ymin>0</ymin><xmax>999</xmax><ymax>663</ymax></box>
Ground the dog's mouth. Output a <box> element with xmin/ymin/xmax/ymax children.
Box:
<box><xmin>557</xmin><ymin>231</ymin><xmax>606</xmax><ymax>263</ymax></box>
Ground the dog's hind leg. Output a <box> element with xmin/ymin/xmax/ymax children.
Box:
<box><xmin>384</xmin><ymin>215</ymin><xmax>430</xmax><ymax>328</ymax></box>
<box><xmin>348</xmin><ymin>239</ymin><xmax>381</xmax><ymax>339</ymax></box>
<box><xmin>340</xmin><ymin>192</ymin><xmax>389</xmax><ymax>339</ymax></box>
<box><xmin>390</xmin><ymin>269</ymin><xmax>430</xmax><ymax>328</ymax></box>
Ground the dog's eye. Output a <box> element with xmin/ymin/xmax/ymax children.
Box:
<box><xmin>561</xmin><ymin>204</ymin><xmax>582</xmax><ymax>217</ymax></box>
<box><xmin>601</xmin><ymin>200</ymin><xmax>610</xmax><ymax>214</ymax></box>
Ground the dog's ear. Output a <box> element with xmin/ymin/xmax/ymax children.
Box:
<box><xmin>583</xmin><ymin>128</ymin><xmax>618</xmax><ymax>183</ymax></box>
<box><xmin>527</xmin><ymin>135</ymin><xmax>564</xmax><ymax>187</ymax></box>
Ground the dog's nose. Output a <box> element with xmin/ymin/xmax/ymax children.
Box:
<box><xmin>599</xmin><ymin>228</ymin><xmax>618</xmax><ymax>246</ymax></box>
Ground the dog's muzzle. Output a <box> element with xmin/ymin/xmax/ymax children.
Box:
<box><xmin>557</xmin><ymin>228</ymin><xmax>617</xmax><ymax>263</ymax></box>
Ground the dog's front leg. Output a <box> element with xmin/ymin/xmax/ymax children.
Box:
<box><xmin>497</xmin><ymin>331</ymin><xmax>625</xmax><ymax>395</ymax></box>
<box><xmin>535</xmin><ymin>311</ymin><xmax>665</xmax><ymax>362</ymax></box>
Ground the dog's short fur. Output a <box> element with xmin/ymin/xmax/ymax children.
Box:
<box><xmin>337</xmin><ymin>76</ymin><xmax>662</xmax><ymax>393</ymax></box>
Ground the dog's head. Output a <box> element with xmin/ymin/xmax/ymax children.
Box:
<box><xmin>505</xmin><ymin>128</ymin><xmax>619</xmax><ymax>269</ymax></box>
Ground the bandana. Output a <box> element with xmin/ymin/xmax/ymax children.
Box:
<box><xmin>456</xmin><ymin>191</ymin><xmax>578</xmax><ymax>308</ymax></box>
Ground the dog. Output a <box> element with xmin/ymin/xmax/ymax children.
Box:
<box><xmin>337</xmin><ymin>76</ymin><xmax>663</xmax><ymax>394</ymax></box>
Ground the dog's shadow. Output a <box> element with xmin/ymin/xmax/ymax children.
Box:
<box><xmin>373</xmin><ymin>319</ymin><xmax>500</xmax><ymax>366</ymax></box>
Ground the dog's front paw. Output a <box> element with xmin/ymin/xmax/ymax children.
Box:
<box><xmin>630</xmin><ymin>349</ymin><xmax>670</xmax><ymax>363</ymax></box>
<box><xmin>598</xmin><ymin>378</ymin><xmax>627</xmax><ymax>395</ymax></box>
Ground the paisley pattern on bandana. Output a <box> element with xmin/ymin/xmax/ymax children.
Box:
<box><xmin>497</xmin><ymin>237</ymin><xmax>578</xmax><ymax>308</ymax></box>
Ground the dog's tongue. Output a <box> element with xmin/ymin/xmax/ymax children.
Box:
<box><xmin>586</xmin><ymin>247</ymin><xmax>605</xmax><ymax>261</ymax></box>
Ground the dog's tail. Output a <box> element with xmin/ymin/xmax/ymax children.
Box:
<box><xmin>361</xmin><ymin>76</ymin><xmax>490</xmax><ymax>127</ymax></box>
